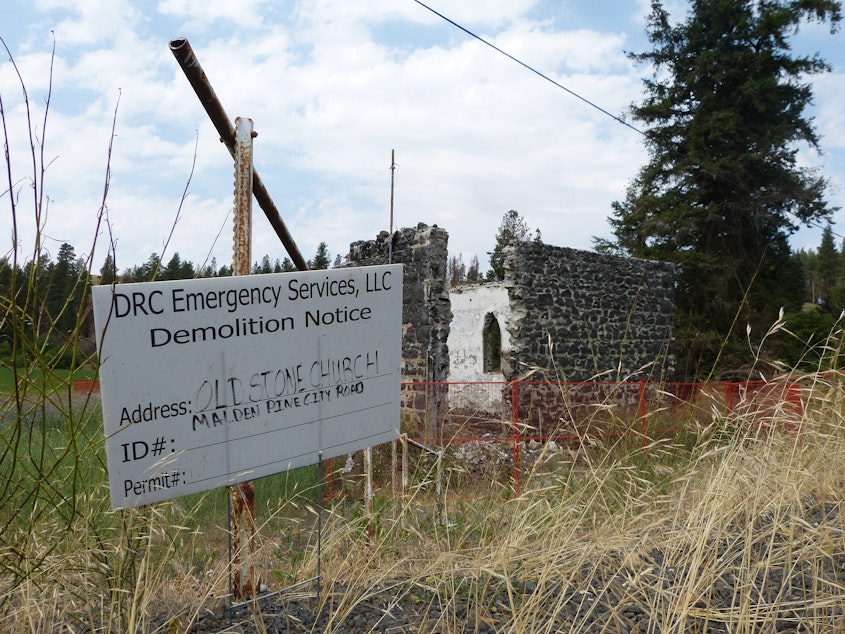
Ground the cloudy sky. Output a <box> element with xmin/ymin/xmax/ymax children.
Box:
<box><xmin>3</xmin><ymin>0</ymin><xmax>843</xmax><ymax>274</ymax></box>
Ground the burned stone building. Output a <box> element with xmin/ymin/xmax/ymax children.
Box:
<box><xmin>345</xmin><ymin>223</ymin><xmax>676</xmax><ymax>414</ymax></box>
<box><xmin>346</xmin><ymin>223</ymin><xmax>452</xmax><ymax>384</ymax></box>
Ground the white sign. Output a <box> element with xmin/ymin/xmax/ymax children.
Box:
<box><xmin>91</xmin><ymin>265</ymin><xmax>402</xmax><ymax>509</ymax></box>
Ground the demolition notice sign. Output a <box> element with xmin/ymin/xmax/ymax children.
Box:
<box><xmin>91</xmin><ymin>265</ymin><xmax>402</xmax><ymax>509</ymax></box>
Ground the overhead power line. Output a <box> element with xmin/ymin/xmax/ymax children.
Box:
<box><xmin>410</xmin><ymin>0</ymin><xmax>644</xmax><ymax>136</ymax></box>
<box><xmin>411</xmin><ymin>0</ymin><xmax>839</xmax><ymax>244</ymax></box>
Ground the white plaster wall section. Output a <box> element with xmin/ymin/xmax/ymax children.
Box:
<box><xmin>447</xmin><ymin>282</ymin><xmax>512</xmax><ymax>411</ymax></box>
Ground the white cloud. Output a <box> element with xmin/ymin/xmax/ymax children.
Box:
<box><xmin>157</xmin><ymin>0</ymin><xmax>271</xmax><ymax>29</ymax></box>
<box><xmin>4</xmin><ymin>0</ymin><xmax>842</xmax><ymax>271</ymax></box>
<box><xmin>44</xmin><ymin>0</ymin><xmax>144</xmax><ymax>46</ymax></box>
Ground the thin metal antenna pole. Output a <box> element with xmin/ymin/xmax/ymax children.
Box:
<box><xmin>388</xmin><ymin>150</ymin><xmax>395</xmax><ymax>265</ymax></box>
<box><xmin>389</xmin><ymin>149</ymin><xmax>395</xmax><ymax>235</ymax></box>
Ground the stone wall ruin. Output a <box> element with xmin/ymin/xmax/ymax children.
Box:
<box><xmin>345</xmin><ymin>224</ymin><xmax>452</xmax><ymax>437</ymax></box>
<box><xmin>345</xmin><ymin>223</ymin><xmax>452</xmax><ymax>383</ymax></box>
<box><xmin>502</xmin><ymin>241</ymin><xmax>675</xmax><ymax>383</ymax></box>
<box><xmin>345</xmin><ymin>224</ymin><xmax>676</xmax><ymax>436</ymax></box>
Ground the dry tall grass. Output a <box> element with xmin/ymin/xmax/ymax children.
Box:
<box><xmin>4</xmin><ymin>36</ymin><xmax>845</xmax><ymax>634</ymax></box>
<box><xmin>3</xmin><ymin>373</ymin><xmax>845</xmax><ymax>633</ymax></box>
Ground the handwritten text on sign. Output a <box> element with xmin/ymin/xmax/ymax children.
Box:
<box><xmin>91</xmin><ymin>265</ymin><xmax>402</xmax><ymax>509</ymax></box>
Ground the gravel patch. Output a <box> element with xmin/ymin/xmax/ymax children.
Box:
<box><xmin>188</xmin><ymin>501</ymin><xmax>845</xmax><ymax>633</ymax></box>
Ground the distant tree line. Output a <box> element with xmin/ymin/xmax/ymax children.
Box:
<box><xmin>780</xmin><ymin>225</ymin><xmax>845</xmax><ymax>371</ymax></box>
<box><xmin>796</xmin><ymin>226</ymin><xmax>845</xmax><ymax>309</ymax></box>
<box><xmin>2</xmin><ymin>210</ymin><xmax>539</xmax><ymax>367</ymax></box>
<box><xmin>0</xmin><ymin>241</ymin><xmax>339</xmax><ymax>368</ymax></box>
<box><xmin>2</xmin><ymin>209</ymin><xmax>544</xmax><ymax>368</ymax></box>
<box><xmin>102</xmin><ymin>240</ymin><xmax>338</xmax><ymax>284</ymax></box>
<box><xmin>4</xmin><ymin>217</ymin><xmax>844</xmax><ymax>374</ymax></box>
<box><xmin>0</xmin><ymin>243</ymin><xmax>90</xmax><ymax>368</ymax></box>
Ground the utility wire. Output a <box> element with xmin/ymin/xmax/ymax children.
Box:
<box><xmin>413</xmin><ymin>0</ymin><xmax>840</xmax><ymax>245</ymax></box>
<box><xmin>411</xmin><ymin>0</ymin><xmax>644</xmax><ymax>136</ymax></box>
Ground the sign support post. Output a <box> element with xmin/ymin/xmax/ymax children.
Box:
<box><xmin>91</xmin><ymin>36</ymin><xmax>403</xmax><ymax>612</ymax></box>
<box><xmin>230</xmin><ymin>116</ymin><xmax>259</xmax><ymax>600</ymax></box>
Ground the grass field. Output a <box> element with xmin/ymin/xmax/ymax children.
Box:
<box><xmin>1</xmin><ymin>372</ymin><xmax>844</xmax><ymax>632</ymax></box>
<box><xmin>0</xmin><ymin>366</ymin><xmax>98</xmax><ymax>393</ymax></box>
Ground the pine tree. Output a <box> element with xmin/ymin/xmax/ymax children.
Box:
<box><xmin>598</xmin><ymin>0</ymin><xmax>841</xmax><ymax>378</ymax></box>
<box><xmin>130</xmin><ymin>253</ymin><xmax>161</xmax><ymax>282</ymax></box>
<box><xmin>46</xmin><ymin>243</ymin><xmax>84</xmax><ymax>334</ymax></box>
<box><xmin>467</xmin><ymin>255</ymin><xmax>481</xmax><ymax>282</ymax></box>
<box><xmin>254</xmin><ymin>255</ymin><xmax>273</xmax><ymax>275</ymax></box>
<box><xmin>310</xmin><ymin>242</ymin><xmax>331</xmax><ymax>270</ymax></box>
<box><xmin>160</xmin><ymin>253</ymin><xmax>194</xmax><ymax>280</ymax></box>
<box><xmin>99</xmin><ymin>253</ymin><xmax>117</xmax><ymax>285</ymax></box>
<box><xmin>487</xmin><ymin>210</ymin><xmax>533</xmax><ymax>281</ymax></box>
<box><xmin>815</xmin><ymin>225</ymin><xmax>840</xmax><ymax>307</ymax></box>
<box><xmin>198</xmin><ymin>257</ymin><xmax>216</xmax><ymax>278</ymax></box>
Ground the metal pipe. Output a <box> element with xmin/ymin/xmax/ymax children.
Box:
<box><xmin>169</xmin><ymin>37</ymin><xmax>310</xmax><ymax>272</ymax></box>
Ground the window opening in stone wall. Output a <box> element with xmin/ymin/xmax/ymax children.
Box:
<box><xmin>483</xmin><ymin>312</ymin><xmax>502</xmax><ymax>373</ymax></box>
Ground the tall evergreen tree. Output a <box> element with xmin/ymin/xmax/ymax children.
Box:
<box><xmin>253</xmin><ymin>255</ymin><xmax>273</xmax><ymax>275</ymax></box>
<box><xmin>160</xmin><ymin>252</ymin><xmax>195</xmax><ymax>280</ymax></box>
<box><xmin>487</xmin><ymin>210</ymin><xmax>533</xmax><ymax>281</ymax></box>
<box><xmin>467</xmin><ymin>255</ymin><xmax>481</xmax><ymax>282</ymax></box>
<box><xmin>598</xmin><ymin>0</ymin><xmax>841</xmax><ymax>378</ymax></box>
<box><xmin>99</xmin><ymin>253</ymin><xmax>117</xmax><ymax>285</ymax></box>
<box><xmin>129</xmin><ymin>253</ymin><xmax>161</xmax><ymax>282</ymax></box>
<box><xmin>197</xmin><ymin>257</ymin><xmax>217</xmax><ymax>278</ymax></box>
<box><xmin>815</xmin><ymin>225</ymin><xmax>841</xmax><ymax>307</ymax></box>
<box><xmin>310</xmin><ymin>242</ymin><xmax>331</xmax><ymax>270</ymax></box>
<box><xmin>46</xmin><ymin>243</ymin><xmax>84</xmax><ymax>334</ymax></box>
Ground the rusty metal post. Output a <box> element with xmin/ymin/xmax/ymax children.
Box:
<box><xmin>639</xmin><ymin>379</ymin><xmax>648</xmax><ymax>449</ymax></box>
<box><xmin>364</xmin><ymin>446</ymin><xmax>375</xmax><ymax>547</ymax></box>
<box><xmin>401</xmin><ymin>434</ymin><xmax>409</xmax><ymax>493</ymax></box>
<box><xmin>169</xmin><ymin>37</ymin><xmax>309</xmax><ymax>272</ymax></box>
<box><xmin>170</xmin><ymin>37</ymin><xmax>324</xmax><ymax>604</ymax></box>
<box><xmin>232</xmin><ymin>117</ymin><xmax>254</xmax><ymax>276</ymax></box>
<box><xmin>230</xmin><ymin>117</ymin><xmax>259</xmax><ymax>601</ymax></box>
<box><xmin>391</xmin><ymin>439</ymin><xmax>397</xmax><ymax>511</ymax></box>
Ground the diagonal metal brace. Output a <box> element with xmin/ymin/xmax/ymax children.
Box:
<box><xmin>169</xmin><ymin>37</ymin><xmax>310</xmax><ymax>273</ymax></box>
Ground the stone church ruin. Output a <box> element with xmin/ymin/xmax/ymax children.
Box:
<box><xmin>344</xmin><ymin>223</ymin><xmax>676</xmax><ymax>435</ymax></box>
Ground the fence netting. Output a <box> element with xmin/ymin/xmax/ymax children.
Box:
<box><xmin>337</xmin><ymin>377</ymin><xmax>811</xmax><ymax>496</ymax></box>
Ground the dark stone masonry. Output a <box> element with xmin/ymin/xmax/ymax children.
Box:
<box><xmin>345</xmin><ymin>223</ymin><xmax>452</xmax><ymax>384</ymax></box>
<box><xmin>503</xmin><ymin>241</ymin><xmax>675</xmax><ymax>382</ymax></box>
<box><xmin>345</xmin><ymin>224</ymin><xmax>675</xmax><ymax>388</ymax></box>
